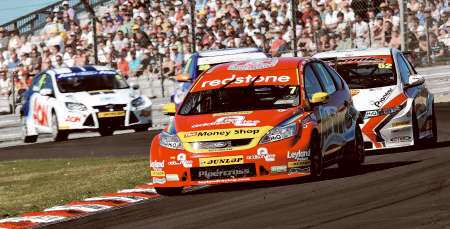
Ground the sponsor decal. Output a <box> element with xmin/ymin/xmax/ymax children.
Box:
<box><xmin>98</xmin><ymin>111</ymin><xmax>125</xmax><ymax>118</ymax></box>
<box><xmin>373</xmin><ymin>88</ymin><xmax>393</xmax><ymax>107</ymax></box>
<box><xmin>246</xmin><ymin>147</ymin><xmax>275</xmax><ymax>162</ymax></box>
<box><xmin>390</xmin><ymin>136</ymin><xmax>412</xmax><ymax>143</ymax></box>
<box><xmin>287</xmin><ymin>150</ymin><xmax>310</xmax><ymax>161</ymax></box>
<box><xmin>200</xmin><ymin>74</ymin><xmax>290</xmax><ymax>88</ymax></box>
<box><xmin>33</xmin><ymin>100</ymin><xmax>48</xmax><ymax>126</ymax></box>
<box><xmin>288</xmin><ymin>161</ymin><xmax>311</xmax><ymax>168</ymax></box>
<box><xmin>199</xmin><ymin>155</ymin><xmax>244</xmax><ymax>167</ymax></box>
<box><xmin>168</xmin><ymin>153</ymin><xmax>193</xmax><ymax>168</ymax></box>
<box><xmin>166</xmin><ymin>174</ymin><xmax>180</xmax><ymax>182</ymax></box>
<box><xmin>150</xmin><ymin>160</ymin><xmax>164</xmax><ymax>168</ymax></box>
<box><xmin>350</xmin><ymin>89</ymin><xmax>360</xmax><ymax>96</ymax></box>
<box><xmin>150</xmin><ymin>170</ymin><xmax>165</xmax><ymax>177</ymax></box>
<box><xmin>212</xmin><ymin>111</ymin><xmax>253</xmax><ymax>116</ymax></box>
<box><xmin>180</xmin><ymin>127</ymin><xmax>265</xmax><ymax>141</ymax></box>
<box><xmin>391</xmin><ymin>120</ymin><xmax>410</xmax><ymax>128</ymax></box>
<box><xmin>196</xmin><ymin>177</ymin><xmax>251</xmax><ymax>185</ymax></box>
<box><xmin>198</xmin><ymin>168</ymin><xmax>251</xmax><ymax>179</ymax></box>
<box><xmin>152</xmin><ymin>177</ymin><xmax>166</xmax><ymax>184</ymax></box>
<box><xmin>192</xmin><ymin>116</ymin><xmax>260</xmax><ymax>128</ymax></box>
<box><xmin>228</xmin><ymin>58</ymin><xmax>278</xmax><ymax>71</ymax></box>
<box><xmin>270</xmin><ymin>165</ymin><xmax>287</xmax><ymax>173</ymax></box>
<box><xmin>288</xmin><ymin>167</ymin><xmax>310</xmax><ymax>174</ymax></box>
<box><xmin>65</xmin><ymin>116</ymin><xmax>81</xmax><ymax>122</ymax></box>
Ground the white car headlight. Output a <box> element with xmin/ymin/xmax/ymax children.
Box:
<box><xmin>260</xmin><ymin>122</ymin><xmax>297</xmax><ymax>144</ymax></box>
<box><xmin>65</xmin><ymin>102</ymin><xmax>87</xmax><ymax>111</ymax></box>
<box><xmin>131</xmin><ymin>96</ymin><xmax>145</xmax><ymax>107</ymax></box>
<box><xmin>160</xmin><ymin>132</ymin><xmax>183</xmax><ymax>149</ymax></box>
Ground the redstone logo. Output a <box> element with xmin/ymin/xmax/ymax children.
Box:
<box><xmin>200</xmin><ymin>75</ymin><xmax>291</xmax><ymax>88</ymax></box>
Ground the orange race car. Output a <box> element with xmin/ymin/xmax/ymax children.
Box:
<box><xmin>150</xmin><ymin>57</ymin><xmax>364</xmax><ymax>195</ymax></box>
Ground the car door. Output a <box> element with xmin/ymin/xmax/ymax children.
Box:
<box><xmin>303</xmin><ymin>63</ymin><xmax>337</xmax><ymax>159</ymax></box>
<box><xmin>396</xmin><ymin>53</ymin><xmax>428</xmax><ymax>130</ymax></box>
<box><xmin>311</xmin><ymin>61</ymin><xmax>347</xmax><ymax>157</ymax></box>
<box><xmin>30</xmin><ymin>73</ymin><xmax>52</xmax><ymax>132</ymax></box>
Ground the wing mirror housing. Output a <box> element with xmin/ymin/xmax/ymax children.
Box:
<box><xmin>39</xmin><ymin>88</ymin><xmax>54</xmax><ymax>97</ymax></box>
<box><xmin>163</xmin><ymin>103</ymin><xmax>176</xmax><ymax>116</ymax></box>
<box><xmin>309</xmin><ymin>92</ymin><xmax>329</xmax><ymax>105</ymax></box>
<box><xmin>405</xmin><ymin>74</ymin><xmax>425</xmax><ymax>89</ymax></box>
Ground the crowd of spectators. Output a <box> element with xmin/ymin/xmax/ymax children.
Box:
<box><xmin>0</xmin><ymin>0</ymin><xmax>449</xmax><ymax>100</ymax></box>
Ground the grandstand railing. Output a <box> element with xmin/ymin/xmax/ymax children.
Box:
<box><xmin>0</xmin><ymin>0</ymin><xmax>114</xmax><ymax>35</ymax></box>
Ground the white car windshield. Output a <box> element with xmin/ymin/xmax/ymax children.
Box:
<box><xmin>57</xmin><ymin>74</ymin><xmax>129</xmax><ymax>93</ymax></box>
<box><xmin>333</xmin><ymin>56</ymin><xmax>397</xmax><ymax>89</ymax></box>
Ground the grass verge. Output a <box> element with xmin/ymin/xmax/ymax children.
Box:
<box><xmin>0</xmin><ymin>156</ymin><xmax>148</xmax><ymax>218</ymax></box>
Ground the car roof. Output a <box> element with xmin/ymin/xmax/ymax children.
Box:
<box><xmin>197</xmin><ymin>48</ymin><xmax>268</xmax><ymax>65</ymax></box>
<box><xmin>190</xmin><ymin>57</ymin><xmax>308</xmax><ymax>92</ymax></box>
<box><xmin>47</xmin><ymin>66</ymin><xmax>117</xmax><ymax>78</ymax></box>
<box><xmin>313</xmin><ymin>48</ymin><xmax>395</xmax><ymax>59</ymax></box>
<box><xmin>197</xmin><ymin>47</ymin><xmax>263</xmax><ymax>57</ymax></box>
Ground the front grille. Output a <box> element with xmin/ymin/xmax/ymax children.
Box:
<box><xmin>93</xmin><ymin>104</ymin><xmax>126</xmax><ymax>112</ymax></box>
<box><xmin>190</xmin><ymin>163</ymin><xmax>256</xmax><ymax>181</ymax></box>
<box><xmin>97</xmin><ymin>117</ymin><xmax>125</xmax><ymax>128</ymax></box>
<box><xmin>190</xmin><ymin>138</ymin><xmax>252</xmax><ymax>150</ymax></box>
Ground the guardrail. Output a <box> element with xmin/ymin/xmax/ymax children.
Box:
<box><xmin>424</xmin><ymin>73</ymin><xmax>450</xmax><ymax>98</ymax></box>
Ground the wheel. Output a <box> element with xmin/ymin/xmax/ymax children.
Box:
<box><xmin>338</xmin><ymin>126</ymin><xmax>365</xmax><ymax>171</ymax></box>
<box><xmin>309</xmin><ymin>135</ymin><xmax>323</xmax><ymax>177</ymax></box>
<box><xmin>99</xmin><ymin>127</ymin><xmax>114</xmax><ymax>136</ymax></box>
<box><xmin>133</xmin><ymin>124</ymin><xmax>151</xmax><ymax>132</ymax></box>
<box><xmin>51</xmin><ymin>113</ymin><xmax>68</xmax><ymax>142</ymax></box>
<box><xmin>22</xmin><ymin>118</ymin><xmax>38</xmax><ymax>143</ymax></box>
<box><xmin>155</xmin><ymin>187</ymin><xmax>183</xmax><ymax>196</ymax></box>
<box><xmin>426</xmin><ymin>102</ymin><xmax>438</xmax><ymax>144</ymax></box>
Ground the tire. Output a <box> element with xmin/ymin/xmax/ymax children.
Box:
<box><xmin>426</xmin><ymin>102</ymin><xmax>438</xmax><ymax>144</ymax></box>
<box><xmin>155</xmin><ymin>187</ymin><xmax>183</xmax><ymax>196</ymax></box>
<box><xmin>338</xmin><ymin>126</ymin><xmax>365</xmax><ymax>171</ymax></box>
<box><xmin>99</xmin><ymin>127</ymin><xmax>114</xmax><ymax>136</ymax></box>
<box><xmin>51</xmin><ymin>113</ymin><xmax>68</xmax><ymax>142</ymax></box>
<box><xmin>309</xmin><ymin>134</ymin><xmax>323</xmax><ymax>177</ymax></box>
<box><xmin>412</xmin><ymin>106</ymin><xmax>422</xmax><ymax>146</ymax></box>
<box><xmin>22</xmin><ymin>118</ymin><xmax>38</xmax><ymax>143</ymax></box>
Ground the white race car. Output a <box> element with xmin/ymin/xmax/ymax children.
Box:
<box><xmin>314</xmin><ymin>48</ymin><xmax>437</xmax><ymax>150</ymax></box>
<box><xmin>21</xmin><ymin>66</ymin><xmax>153</xmax><ymax>142</ymax></box>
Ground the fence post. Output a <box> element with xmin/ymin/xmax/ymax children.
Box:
<box><xmin>399</xmin><ymin>0</ymin><xmax>406</xmax><ymax>51</ymax></box>
<box><xmin>291</xmin><ymin>0</ymin><xmax>297</xmax><ymax>56</ymax></box>
<box><xmin>159</xmin><ymin>55</ymin><xmax>165</xmax><ymax>98</ymax></box>
<box><xmin>10</xmin><ymin>71</ymin><xmax>15</xmax><ymax>114</ymax></box>
<box><xmin>190</xmin><ymin>0</ymin><xmax>196</xmax><ymax>53</ymax></box>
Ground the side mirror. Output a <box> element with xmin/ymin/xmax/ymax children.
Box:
<box><xmin>310</xmin><ymin>92</ymin><xmax>329</xmax><ymax>105</ymax></box>
<box><xmin>163</xmin><ymin>103</ymin><xmax>176</xmax><ymax>116</ymax></box>
<box><xmin>131</xmin><ymin>83</ymin><xmax>140</xmax><ymax>90</ymax></box>
<box><xmin>175</xmin><ymin>74</ymin><xmax>191</xmax><ymax>82</ymax></box>
<box><xmin>39</xmin><ymin>88</ymin><xmax>54</xmax><ymax>97</ymax></box>
<box><xmin>405</xmin><ymin>74</ymin><xmax>425</xmax><ymax>88</ymax></box>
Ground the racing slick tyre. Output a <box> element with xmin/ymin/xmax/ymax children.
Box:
<box><xmin>22</xmin><ymin>119</ymin><xmax>37</xmax><ymax>143</ymax></box>
<box><xmin>338</xmin><ymin>126</ymin><xmax>365</xmax><ymax>171</ymax></box>
<box><xmin>155</xmin><ymin>187</ymin><xmax>183</xmax><ymax>196</ymax></box>
<box><xmin>51</xmin><ymin>113</ymin><xmax>68</xmax><ymax>142</ymax></box>
<box><xmin>425</xmin><ymin>102</ymin><xmax>438</xmax><ymax>144</ymax></box>
<box><xmin>412</xmin><ymin>105</ymin><xmax>423</xmax><ymax>147</ymax></box>
<box><xmin>310</xmin><ymin>134</ymin><xmax>323</xmax><ymax>178</ymax></box>
<box><xmin>99</xmin><ymin>127</ymin><xmax>114</xmax><ymax>136</ymax></box>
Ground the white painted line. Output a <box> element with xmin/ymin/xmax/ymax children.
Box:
<box><xmin>0</xmin><ymin>215</ymin><xmax>66</xmax><ymax>223</ymax></box>
<box><xmin>84</xmin><ymin>196</ymin><xmax>147</xmax><ymax>203</ymax></box>
<box><xmin>44</xmin><ymin>204</ymin><xmax>112</xmax><ymax>213</ymax></box>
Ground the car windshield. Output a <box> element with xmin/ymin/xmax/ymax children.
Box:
<box><xmin>57</xmin><ymin>74</ymin><xmax>129</xmax><ymax>93</ymax></box>
<box><xmin>334</xmin><ymin>57</ymin><xmax>396</xmax><ymax>89</ymax></box>
<box><xmin>179</xmin><ymin>85</ymin><xmax>300</xmax><ymax>115</ymax></box>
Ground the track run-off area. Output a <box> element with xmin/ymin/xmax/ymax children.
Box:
<box><xmin>0</xmin><ymin>102</ymin><xmax>447</xmax><ymax>228</ymax></box>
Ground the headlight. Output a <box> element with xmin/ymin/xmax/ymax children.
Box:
<box><xmin>160</xmin><ymin>132</ymin><xmax>183</xmax><ymax>149</ymax></box>
<box><xmin>65</xmin><ymin>102</ymin><xmax>87</xmax><ymax>111</ymax></box>
<box><xmin>131</xmin><ymin>97</ymin><xmax>145</xmax><ymax>107</ymax></box>
<box><xmin>260</xmin><ymin>123</ymin><xmax>297</xmax><ymax>144</ymax></box>
<box><xmin>364</xmin><ymin>103</ymin><xmax>406</xmax><ymax>119</ymax></box>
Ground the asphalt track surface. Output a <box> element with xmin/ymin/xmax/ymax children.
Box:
<box><xmin>1</xmin><ymin>103</ymin><xmax>450</xmax><ymax>228</ymax></box>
